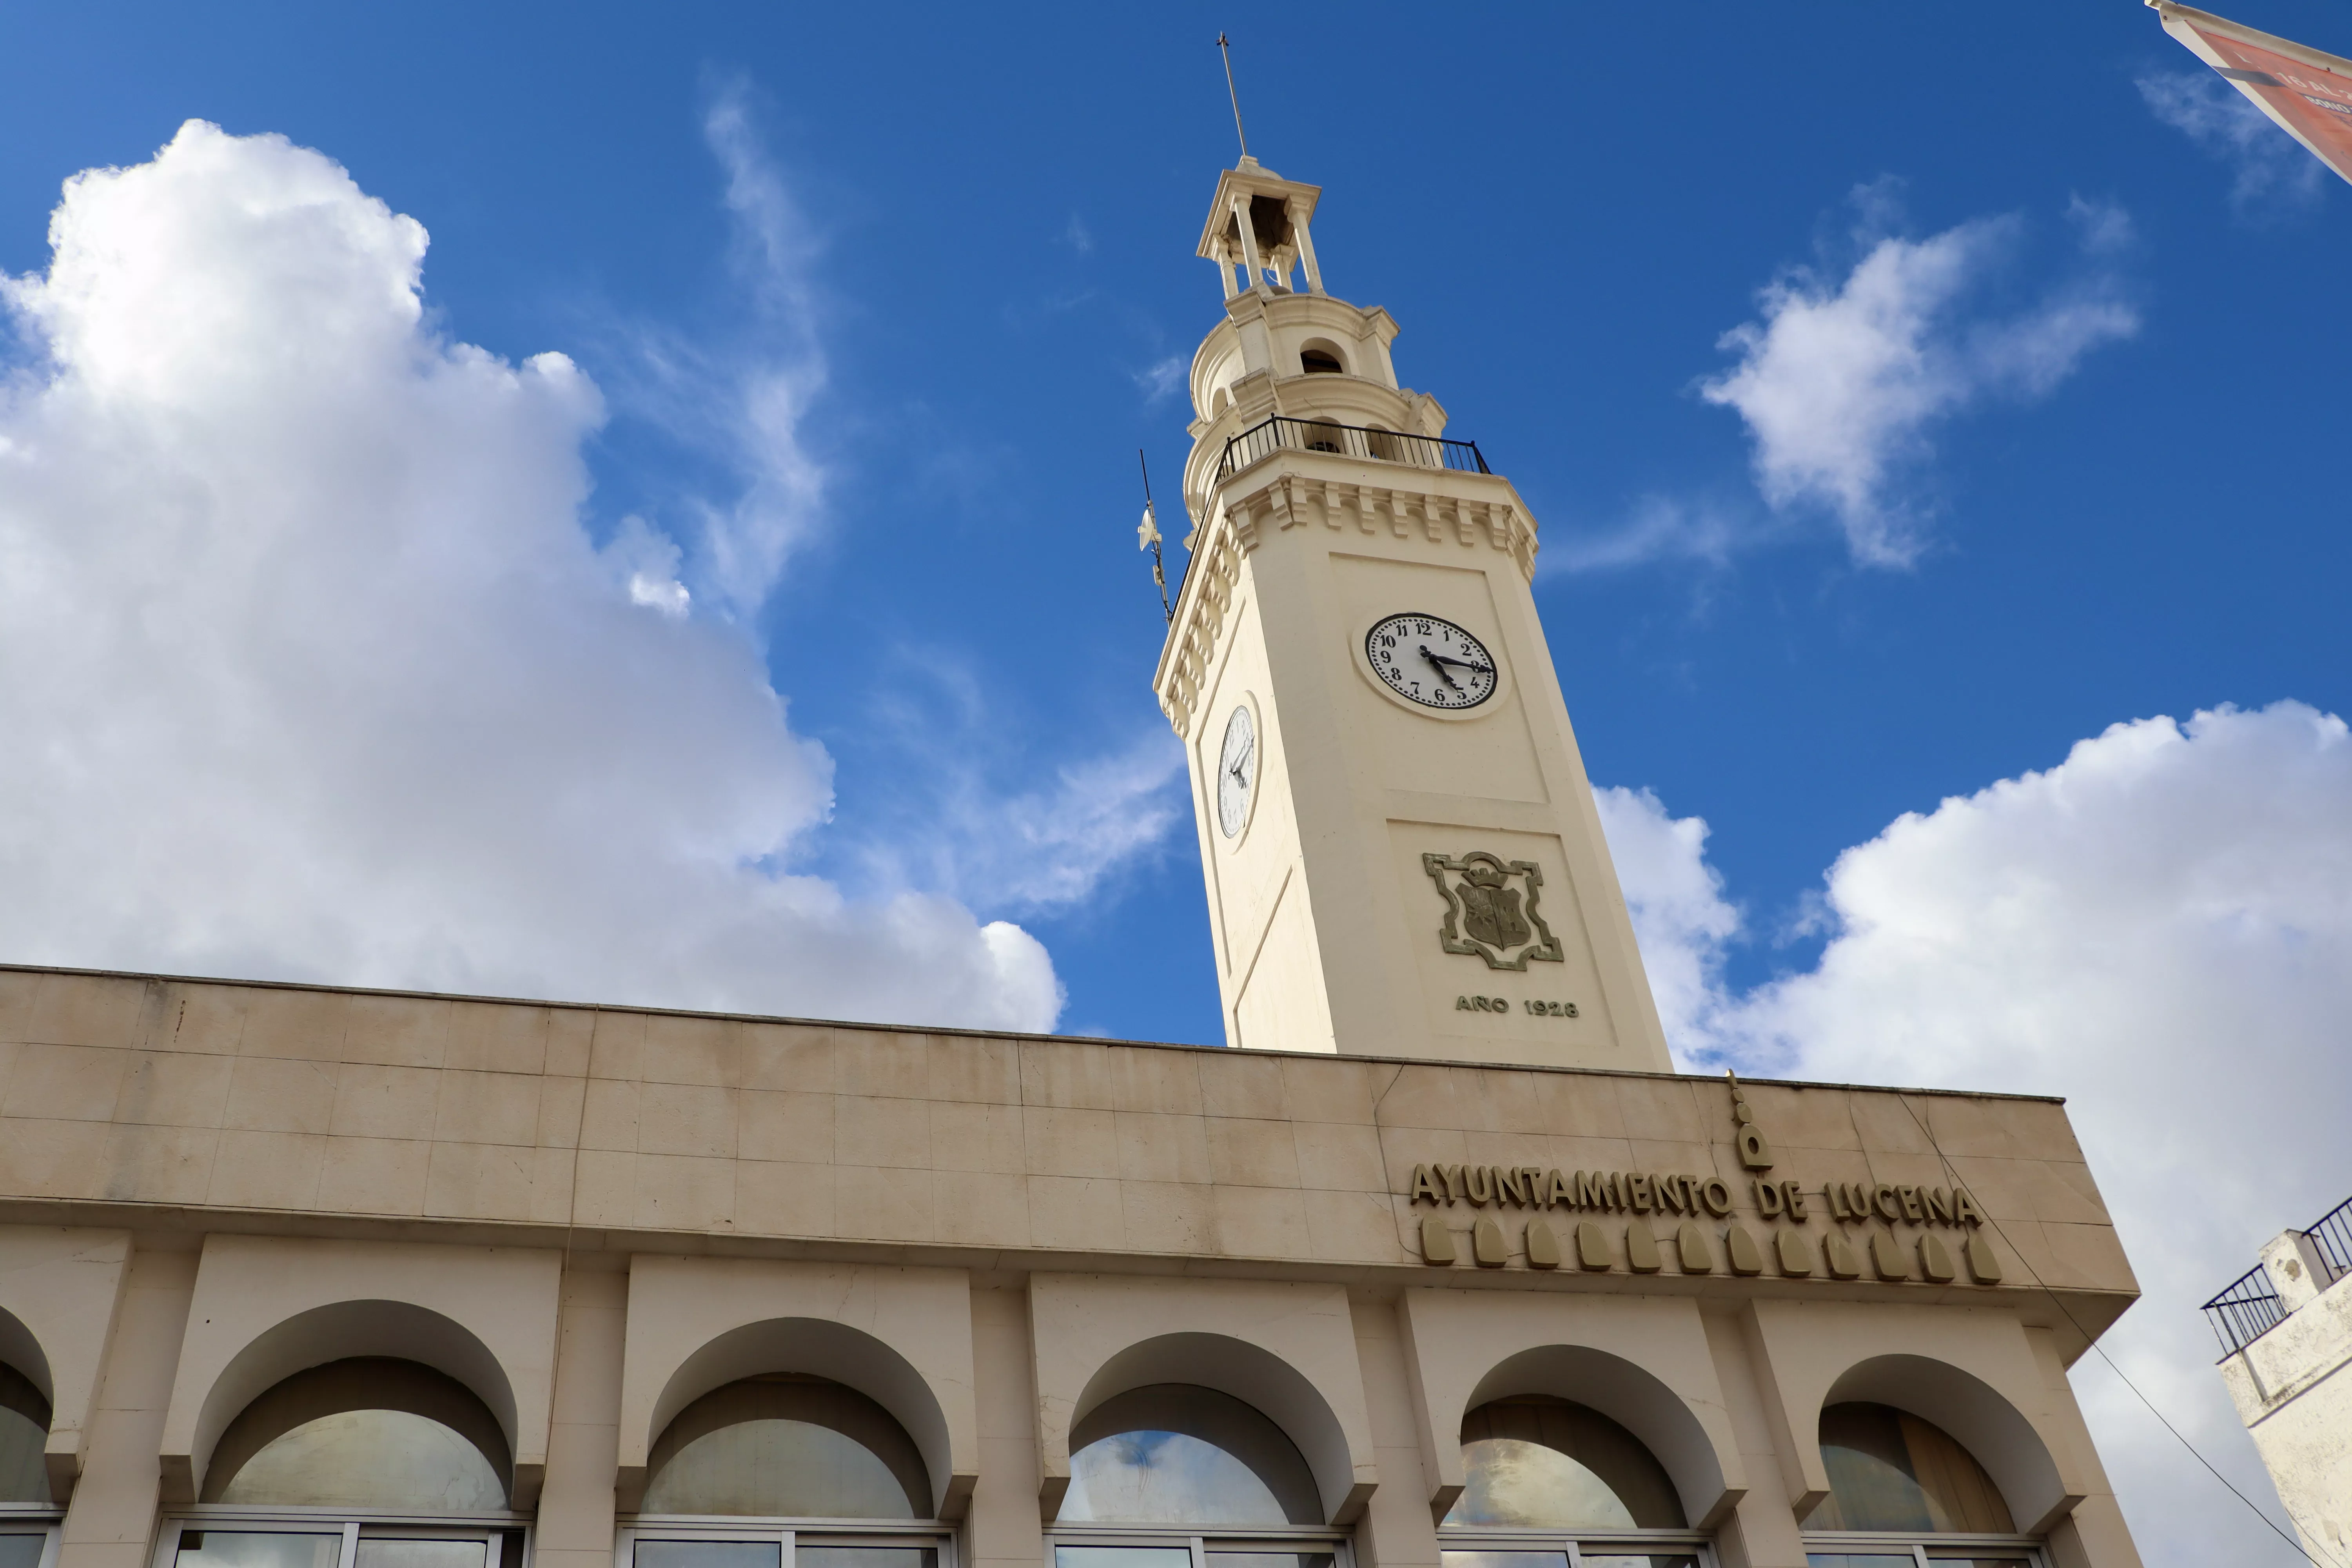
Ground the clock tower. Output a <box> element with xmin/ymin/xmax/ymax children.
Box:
<box><xmin>1154</xmin><ymin>158</ymin><xmax>1673</xmax><ymax>1072</ymax></box>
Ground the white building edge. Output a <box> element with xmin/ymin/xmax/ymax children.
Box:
<box><xmin>2204</xmin><ymin>1197</ymin><xmax>2352</xmax><ymax>1563</ymax></box>
<box><xmin>0</xmin><ymin>157</ymin><xmax>2151</xmax><ymax>1568</ymax></box>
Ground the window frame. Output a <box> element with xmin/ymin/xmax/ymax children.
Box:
<box><xmin>1794</xmin><ymin>1532</ymin><xmax>2051</xmax><ymax>1566</ymax></box>
<box><xmin>1044</xmin><ymin>1521</ymin><xmax>1354</xmax><ymax>1568</ymax></box>
<box><xmin>615</xmin><ymin>1514</ymin><xmax>957</xmax><ymax>1568</ymax></box>
<box><xmin>151</xmin><ymin>1503</ymin><xmax>531</xmax><ymax>1568</ymax></box>
<box><xmin>0</xmin><ymin>1502</ymin><xmax>62</xmax><ymax>1568</ymax></box>
<box><xmin>1436</xmin><ymin>1521</ymin><xmax>1717</xmax><ymax>1567</ymax></box>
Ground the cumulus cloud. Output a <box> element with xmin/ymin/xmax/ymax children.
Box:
<box><xmin>0</xmin><ymin>120</ymin><xmax>1060</xmax><ymax>1030</ymax></box>
<box><xmin>2139</xmin><ymin>69</ymin><xmax>2328</xmax><ymax>216</ymax></box>
<box><xmin>1599</xmin><ymin>700</ymin><xmax>2352</xmax><ymax>1565</ymax></box>
<box><xmin>1699</xmin><ymin>187</ymin><xmax>2139</xmax><ymax>566</ymax></box>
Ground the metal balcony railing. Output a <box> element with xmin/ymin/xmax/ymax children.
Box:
<box><xmin>2308</xmin><ymin>1192</ymin><xmax>2352</xmax><ymax>1283</ymax></box>
<box><xmin>1215</xmin><ymin>415</ymin><xmax>1489</xmax><ymax>482</ymax></box>
<box><xmin>2201</xmin><ymin>1191</ymin><xmax>2352</xmax><ymax>1359</ymax></box>
<box><xmin>2203</xmin><ymin>1266</ymin><xmax>2287</xmax><ymax>1359</ymax></box>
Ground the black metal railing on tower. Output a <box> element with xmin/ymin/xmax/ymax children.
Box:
<box><xmin>2202</xmin><ymin>1266</ymin><xmax>2287</xmax><ymax>1359</ymax></box>
<box><xmin>1216</xmin><ymin>415</ymin><xmax>1489</xmax><ymax>481</ymax></box>
<box><xmin>2200</xmin><ymin>1189</ymin><xmax>2352</xmax><ymax>1359</ymax></box>
<box><xmin>2308</xmin><ymin>1192</ymin><xmax>2352</xmax><ymax>1283</ymax></box>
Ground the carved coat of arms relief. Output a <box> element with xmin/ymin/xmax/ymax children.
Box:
<box><xmin>1421</xmin><ymin>850</ymin><xmax>1565</xmax><ymax>971</ymax></box>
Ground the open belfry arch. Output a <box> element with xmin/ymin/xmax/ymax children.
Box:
<box><xmin>0</xmin><ymin>140</ymin><xmax>2150</xmax><ymax>1568</ymax></box>
<box><xmin>1159</xmin><ymin>158</ymin><xmax>1670</xmax><ymax>1069</ymax></box>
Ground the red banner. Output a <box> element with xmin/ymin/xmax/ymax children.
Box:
<box><xmin>2157</xmin><ymin>2</ymin><xmax>2352</xmax><ymax>188</ymax></box>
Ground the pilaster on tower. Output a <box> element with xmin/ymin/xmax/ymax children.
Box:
<box><xmin>1153</xmin><ymin>161</ymin><xmax>1674</xmax><ymax>1073</ymax></box>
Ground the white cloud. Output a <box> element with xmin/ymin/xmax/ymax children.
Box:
<box><xmin>597</xmin><ymin>80</ymin><xmax>830</xmax><ymax>622</ymax></box>
<box><xmin>835</xmin><ymin>648</ymin><xmax>1189</xmax><ymax>917</ymax></box>
<box><xmin>1599</xmin><ymin>700</ymin><xmax>2352</xmax><ymax>1565</ymax></box>
<box><xmin>2139</xmin><ymin>69</ymin><xmax>2327</xmax><ymax>216</ymax></box>
<box><xmin>0</xmin><ymin>119</ymin><xmax>1059</xmax><ymax>1032</ymax></box>
<box><xmin>1537</xmin><ymin>494</ymin><xmax>1769</xmax><ymax>575</ymax></box>
<box><xmin>885</xmin><ymin>730</ymin><xmax>1187</xmax><ymax>915</ymax></box>
<box><xmin>1699</xmin><ymin>189</ymin><xmax>2138</xmax><ymax>566</ymax></box>
<box><xmin>1592</xmin><ymin>786</ymin><xmax>1740</xmax><ymax>1048</ymax></box>
<box><xmin>1135</xmin><ymin>354</ymin><xmax>1188</xmax><ymax>405</ymax></box>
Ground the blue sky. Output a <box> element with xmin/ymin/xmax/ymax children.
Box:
<box><xmin>2</xmin><ymin>4</ymin><xmax>2349</xmax><ymax>1565</ymax></box>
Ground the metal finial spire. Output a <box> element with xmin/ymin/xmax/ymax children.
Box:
<box><xmin>1216</xmin><ymin>33</ymin><xmax>1251</xmax><ymax>161</ymax></box>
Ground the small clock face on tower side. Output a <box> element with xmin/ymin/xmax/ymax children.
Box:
<box><xmin>1217</xmin><ymin>705</ymin><xmax>1255</xmax><ymax>838</ymax></box>
<box><xmin>1366</xmin><ymin>613</ymin><xmax>1498</xmax><ymax>710</ymax></box>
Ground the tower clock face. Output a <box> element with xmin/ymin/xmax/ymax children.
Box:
<box><xmin>1217</xmin><ymin>704</ymin><xmax>1256</xmax><ymax>838</ymax></box>
<box><xmin>1366</xmin><ymin>614</ymin><xmax>1497</xmax><ymax>710</ymax></box>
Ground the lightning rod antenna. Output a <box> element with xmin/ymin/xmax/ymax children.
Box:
<box><xmin>1216</xmin><ymin>34</ymin><xmax>1251</xmax><ymax>161</ymax></box>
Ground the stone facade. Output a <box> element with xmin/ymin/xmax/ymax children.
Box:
<box><xmin>0</xmin><ymin>965</ymin><xmax>2143</xmax><ymax>1568</ymax></box>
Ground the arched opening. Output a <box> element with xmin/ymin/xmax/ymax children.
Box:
<box><xmin>1439</xmin><ymin>1349</ymin><xmax>1719</xmax><ymax>1568</ymax></box>
<box><xmin>200</xmin><ymin>1358</ymin><xmax>510</xmax><ymax>1510</ymax></box>
<box><xmin>1803</xmin><ymin>1403</ymin><xmax>2014</xmax><ymax>1534</ymax></box>
<box><xmin>0</xmin><ymin>1360</ymin><xmax>48</xmax><ymax>1507</ymax></box>
<box><xmin>184</xmin><ymin>1298</ymin><xmax>525</xmax><ymax>1511</ymax></box>
<box><xmin>1445</xmin><ymin>1395</ymin><xmax>1684</xmax><ymax>1530</ymax></box>
<box><xmin>1297</xmin><ymin>342</ymin><xmax>1345</xmax><ymax>376</ymax></box>
<box><xmin>642</xmin><ymin>1373</ymin><xmax>930</xmax><ymax>1519</ymax></box>
<box><xmin>636</xmin><ymin>1316</ymin><xmax>960</xmax><ymax>1520</ymax></box>
<box><xmin>1299</xmin><ymin>420</ymin><xmax>1347</xmax><ymax>455</ymax></box>
<box><xmin>1059</xmin><ymin>1383</ymin><xmax>1321</xmax><ymax>1526</ymax></box>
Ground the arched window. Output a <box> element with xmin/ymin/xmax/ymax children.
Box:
<box><xmin>1061</xmin><ymin>1384</ymin><xmax>1319</xmax><ymax>1525</ymax></box>
<box><xmin>1050</xmin><ymin>1386</ymin><xmax>1338</xmax><ymax>1568</ymax></box>
<box><xmin>1297</xmin><ymin>342</ymin><xmax>1346</xmax><ymax>376</ymax></box>
<box><xmin>1439</xmin><ymin>1397</ymin><xmax>1701</xmax><ymax>1568</ymax></box>
<box><xmin>0</xmin><ymin>1359</ymin><xmax>54</xmax><ymax>1568</ymax></box>
<box><xmin>624</xmin><ymin>1375</ymin><xmax>944</xmax><ymax>1568</ymax></box>
<box><xmin>642</xmin><ymin>1374</ymin><xmax>930</xmax><ymax>1519</ymax></box>
<box><xmin>0</xmin><ymin>1361</ymin><xmax>50</xmax><ymax>1505</ymax></box>
<box><xmin>168</xmin><ymin>1360</ymin><xmax>519</xmax><ymax>1568</ymax></box>
<box><xmin>1806</xmin><ymin>1402</ymin><xmax>2014</xmax><ymax>1533</ymax></box>
<box><xmin>203</xmin><ymin>1359</ymin><xmax>509</xmax><ymax>1510</ymax></box>
<box><xmin>1802</xmin><ymin>1402</ymin><xmax>2034</xmax><ymax>1566</ymax></box>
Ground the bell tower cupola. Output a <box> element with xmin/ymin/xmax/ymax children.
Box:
<box><xmin>1154</xmin><ymin>160</ymin><xmax>1675</xmax><ymax>1073</ymax></box>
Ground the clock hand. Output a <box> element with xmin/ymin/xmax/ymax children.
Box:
<box><xmin>1426</xmin><ymin>651</ymin><xmax>1495</xmax><ymax>677</ymax></box>
<box><xmin>1419</xmin><ymin>646</ymin><xmax>1463</xmax><ymax>691</ymax></box>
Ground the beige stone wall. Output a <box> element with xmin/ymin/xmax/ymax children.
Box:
<box><xmin>0</xmin><ymin>969</ymin><xmax>2131</xmax><ymax>1312</ymax></box>
<box><xmin>0</xmin><ymin>967</ymin><xmax>2145</xmax><ymax>1568</ymax></box>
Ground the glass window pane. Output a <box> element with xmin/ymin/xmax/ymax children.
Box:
<box><xmin>1209</xmin><ymin>1553</ymin><xmax>1336</xmax><ymax>1568</ymax></box>
<box><xmin>798</xmin><ymin>1550</ymin><xmax>937</xmax><ymax>1568</ymax></box>
<box><xmin>1052</xmin><ymin>1548</ymin><xmax>1192</xmax><ymax>1568</ymax></box>
<box><xmin>216</xmin><ymin>1409</ymin><xmax>507</xmax><ymax>1511</ymax></box>
<box><xmin>1439</xmin><ymin>1553</ymin><xmax>1567</xmax><ymax>1568</ymax></box>
<box><xmin>0</xmin><ymin>1362</ymin><xmax>51</xmax><ymax>1507</ymax></box>
<box><xmin>0</xmin><ymin>1407</ymin><xmax>48</xmax><ymax>1504</ymax></box>
<box><xmin>355</xmin><ymin>1542</ymin><xmax>487</xmax><ymax>1568</ymax></box>
<box><xmin>1580</xmin><ymin>1556</ymin><xmax>1699</xmax><ymax>1568</ymax></box>
<box><xmin>634</xmin><ymin>1543</ymin><xmax>782</xmax><ymax>1568</ymax></box>
<box><xmin>173</xmin><ymin>1532</ymin><xmax>343</xmax><ymax>1568</ymax></box>
<box><xmin>1927</xmin><ymin>1559</ymin><xmax>2034</xmax><ymax>1568</ymax></box>
<box><xmin>1804</xmin><ymin>1557</ymin><xmax>1919</xmax><ymax>1568</ymax></box>
<box><xmin>1449</xmin><ymin>1399</ymin><xmax>1684</xmax><ymax>1530</ymax></box>
<box><xmin>1805</xmin><ymin>1404</ymin><xmax>2014</xmax><ymax>1535</ymax></box>
<box><xmin>1062</xmin><ymin>1386</ymin><xmax>1320</xmax><ymax>1526</ymax></box>
<box><xmin>645</xmin><ymin>1376</ymin><xmax>930</xmax><ymax>1519</ymax></box>
<box><xmin>0</xmin><ymin>1535</ymin><xmax>43</xmax><ymax>1568</ymax></box>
